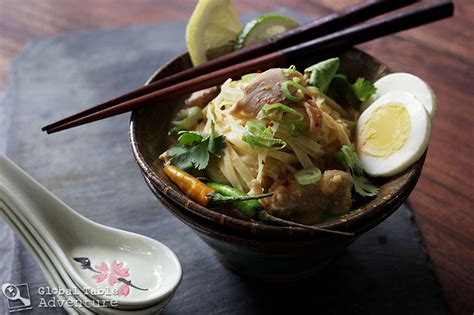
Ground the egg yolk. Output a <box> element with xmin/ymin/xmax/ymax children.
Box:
<box><xmin>359</xmin><ymin>102</ymin><xmax>410</xmax><ymax>158</ymax></box>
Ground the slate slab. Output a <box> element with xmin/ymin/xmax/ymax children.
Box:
<box><xmin>0</xmin><ymin>8</ymin><xmax>446</xmax><ymax>315</ymax></box>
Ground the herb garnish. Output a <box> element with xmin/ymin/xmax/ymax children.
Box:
<box><xmin>305</xmin><ymin>58</ymin><xmax>377</xmax><ymax>105</ymax></box>
<box><xmin>327</xmin><ymin>74</ymin><xmax>359</xmax><ymax>107</ymax></box>
<box><xmin>282</xmin><ymin>65</ymin><xmax>296</xmax><ymax>76</ymax></box>
<box><xmin>260</xmin><ymin>103</ymin><xmax>306</xmax><ymax>138</ymax></box>
<box><xmin>242</xmin><ymin>121</ymin><xmax>287</xmax><ymax>150</ymax></box>
<box><xmin>336</xmin><ymin>144</ymin><xmax>379</xmax><ymax>197</ymax></box>
<box><xmin>167</xmin><ymin>122</ymin><xmax>226</xmax><ymax>171</ymax></box>
<box><xmin>261</xmin><ymin>103</ymin><xmax>304</xmax><ymax>124</ymax></box>
<box><xmin>327</xmin><ymin>74</ymin><xmax>377</xmax><ymax>107</ymax></box>
<box><xmin>281</xmin><ymin>80</ymin><xmax>306</xmax><ymax>102</ymax></box>
<box><xmin>304</xmin><ymin>57</ymin><xmax>340</xmax><ymax>93</ymax></box>
<box><xmin>351</xmin><ymin>77</ymin><xmax>377</xmax><ymax>101</ymax></box>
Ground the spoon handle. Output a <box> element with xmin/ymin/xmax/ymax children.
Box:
<box><xmin>0</xmin><ymin>155</ymin><xmax>86</xmax><ymax>249</ymax></box>
<box><xmin>2</xmin><ymin>202</ymin><xmax>163</xmax><ymax>314</ymax></box>
<box><xmin>0</xmin><ymin>204</ymin><xmax>84</xmax><ymax>315</ymax></box>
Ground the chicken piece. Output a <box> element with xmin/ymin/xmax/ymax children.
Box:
<box><xmin>185</xmin><ymin>86</ymin><xmax>219</xmax><ymax>108</ymax></box>
<box><xmin>230</xmin><ymin>68</ymin><xmax>302</xmax><ymax>118</ymax></box>
<box><xmin>260</xmin><ymin>170</ymin><xmax>353</xmax><ymax>225</ymax></box>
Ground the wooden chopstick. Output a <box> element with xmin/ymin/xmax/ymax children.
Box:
<box><xmin>42</xmin><ymin>0</ymin><xmax>418</xmax><ymax>132</ymax></box>
<box><xmin>44</xmin><ymin>0</ymin><xmax>453</xmax><ymax>134</ymax></box>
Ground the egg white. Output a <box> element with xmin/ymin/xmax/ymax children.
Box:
<box><xmin>361</xmin><ymin>72</ymin><xmax>437</xmax><ymax>119</ymax></box>
<box><xmin>357</xmin><ymin>91</ymin><xmax>431</xmax><ymax>177</ymax></box>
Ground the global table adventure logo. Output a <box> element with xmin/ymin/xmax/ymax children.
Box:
<box><xmin>2</xmin><ymin>283</ymin><xmax>32</xmax><ymax>312</ymax></box>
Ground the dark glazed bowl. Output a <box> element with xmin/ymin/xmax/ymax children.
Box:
<box><xmin>130</xmin><ymin>49</ymin><xmax>425</xmax><ymax>280</ymax></box>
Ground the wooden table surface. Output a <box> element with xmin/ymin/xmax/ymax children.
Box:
<box><xmin>0</xmin><ymin>0</ymin><xmax>472</xmax><ymax>314</ymax></box>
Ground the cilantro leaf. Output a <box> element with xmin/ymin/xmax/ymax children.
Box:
<box><xmin>177</xmin><ymin>131</ymin><xmax>204</xmax><ymax>145</ymax></box>
<box><xmin>335</xmin><ymin>145</ymin><xmax>364</xmax><ymax>176</ymax></box>
<box><xmin>208</xmin><ymin>121</ymin><xmax>226</xmax><ymax>157</ymax></box>
<box><xmin>166</xmin><ymin>146</ymin><xmax>188</xmax><ymax>156</ymax></box>
<box><xmin>353</xmin><ymin>176</ymin><xmax>379</xmax><ymax>197</ymax></box>
<box><xmin>167</xmin><ymin>146</ymin><xmax>195</xmax><ymax>170</ymax></box>
<box><xmin>352</xmin><ymin>77</ymin><xmax>377</xmax><ymax>101</ymax></box>
<box><xmin>327</xmin><ymin>74</ymin><xmax>359</xmax><ymax>107</ymax></box>
<box><xmin>166</xmin><ymin>121</ymin><xmax>226</xmax><ymax>171</ymax></box>
<box><xmin>189</xmin><ymin>141</ymin><xmax>210</xmax><ymax>170</ymax></box>
<box><xmin>209</xmin><ymin>134</ymin><xmax>226</xmax><ymax>157</ymax></box>
<box><xmin>335</xmin><ymin>144</ymin><xmax>379</xmax><ymax>197</ymax></box>
<box><xmin>304</xmin><ymin>57</ymin><xmax>340</xmax><ymax>93</ymax></box>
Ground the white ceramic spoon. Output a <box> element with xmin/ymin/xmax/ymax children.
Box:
<box><xmin>0</xmin><ymin>155</ymin><xmax>182</xmax><ymax>308</ymax></box>
<box><xmin>0</xmin><ymin>203</ymin><xmax>83</xmax><ymax>315</ymax></box>
<box><xmin>0</xmin><ymin>198</ymin><xmax>173</xmax><ymax>314</ymax></box>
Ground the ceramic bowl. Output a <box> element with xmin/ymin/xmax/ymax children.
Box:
<box><xmin>130</xmin><ymin>49</ymin><xmax>425</xmax><ymax>280</ymax></box>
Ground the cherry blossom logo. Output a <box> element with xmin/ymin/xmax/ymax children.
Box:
<box><xmin>73</xmin><ymin>257</ymin><xmax>148</xmax><ymax>297</ymax></box>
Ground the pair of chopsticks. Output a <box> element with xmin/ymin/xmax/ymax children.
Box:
<box><xmin>42</xmin><ymin>0</ymin><xmax>454</xmax><ymax>134</ymax></box>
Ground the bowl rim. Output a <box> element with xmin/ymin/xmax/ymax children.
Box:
<box><xmin>129</xmin><ymin>48</ymin><xmax>425</xmax><ymax>239</ymax></box>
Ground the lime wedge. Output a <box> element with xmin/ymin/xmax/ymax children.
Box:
<box><xmin>186</xmin><ymin>0</ymin><xmax>241</xmax><ymax>66</ymax></box>
<box><xmin>233</xmin><ymin>13</ymin><xmax>299</xmax><ymax>51</ymax></box>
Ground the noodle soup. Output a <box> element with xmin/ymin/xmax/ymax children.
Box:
<box><xmin>160</xmin><ymin>59</ymin><xmax>377</xmax><ymax>226</ymax></box>
<box><xmin>158</xmin><ymin>54</ymin><xmax>432</xmax><ymax>228</ymax></box>
<box><xmin>131</xmin><ymin>50</ymin><xmax>428</xmax><ymax>278</ymax></box>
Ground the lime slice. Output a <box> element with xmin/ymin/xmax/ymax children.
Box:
<box><xmin>186</xmin><ymin>0</ymin><xmax>241</xmax><ymax>66</ymax></box>
<box><xmin>234</xmin><ymin>13</ymin><xmax>299</xmax><ymax>51</ymax></box>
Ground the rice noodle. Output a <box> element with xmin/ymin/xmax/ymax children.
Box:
<box><xmin>193</xmin><ymin>75</ymin><xmax>354</xmax><ymax>192</ymax></box>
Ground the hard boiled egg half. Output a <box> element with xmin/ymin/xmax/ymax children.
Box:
<box><xmin>361</xmin><ymin>73</ymin><xmax>437</xmax><ymax>119</ymax></box>
<box><xmin>356</xmin><ymin>91</ymin><xmax>431</xmax><ymax>177</ymax></box>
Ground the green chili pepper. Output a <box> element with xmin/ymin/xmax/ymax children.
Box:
<box><xmin>164</xmin><ymin>166</ymin><xmax>273</xmax><ymax>206</ymax></box>
<box><xmin>207</xmin><ymin>182</ymin><xmax>262</xmax><ymax>219</ymax></box>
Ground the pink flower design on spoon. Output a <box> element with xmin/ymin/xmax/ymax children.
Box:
<box><xmin>92</xmin><ymin>262</ymin><xmax>110</xmax><ymax>283</ymax></box>
<box><xmin>118</xmin><ymin>284</ymin><xmax>131</xmax><ymax>297</ymax></box>
<box><xmin>73</xmin><ymin>257</ymin><xmax>148</xmax><ymax>297</ymax></box>
<box><xmin>92</xmin><ymin>261</ymin><xmax>130</xmax><ymax>287</ymax></box>
<box><xmin>108</xmin><ymin>261</ymin><xmax>130</xmax><ymax>286</ymax></box>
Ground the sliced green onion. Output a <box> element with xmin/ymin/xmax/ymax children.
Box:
<box><xmin>282</xmin><ymin>65</ymin><xmax>296</xmax><ymax>76</ymax></box>
<box><xmin>261</xmin><ymin>103</ymin><xmax>304</xmax><ymax>124</ymax></box>
<box><xmin>242</xmin><ymin>121</ymin><xmax>287</xmax><ymax>150</ymax></box>
<box><xmin>245</xmin><ymin>121</ymin><xmax>273</xmax><ymax>137</ymax></box>
<box><xmin>282</xmin><ymin>80</ymin><xmax>306</xmax><ymax>102</ymax></box>
<box><xmin>172</xmin><ymin>106</ymin><xmax>202</xmax><ymax>129</ymax></box>
<box><xmin>241</xmin><ymin>73</ymin><xmax>257</xmax><ymax>82</ymax></box>
<box><xmin>294</xmin><ymin>167</ymin><xmax>322</xmax><ymax>185</ymax></box>
<box><xmin>289</xmin><ymin>124</ymin><xmax>308</xmax><ymax>137</ymax></box>
<box><xmin>292</xmin><ymin>76</ymin><xmax>301</xmax><ymax>84</ymax></box>
<box><xmin>242</xmin><ymin>134</ymin><xmax>287</xmax><ymax>150</ymax></box>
